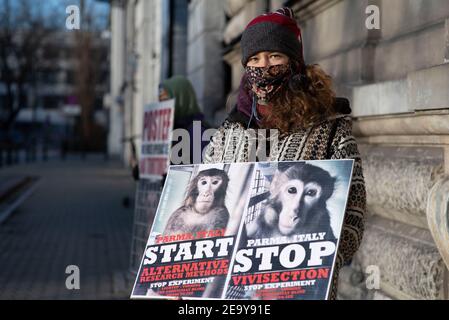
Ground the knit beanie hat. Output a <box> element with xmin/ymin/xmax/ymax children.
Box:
<box><xmin>241</xmin><ymin>7</ymin><xmax>305</xmax><ymax>72</ymax></box>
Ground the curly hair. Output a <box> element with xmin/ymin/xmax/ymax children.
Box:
<box><xmin>237</xmin><ymin>63</ymin><xmax>337</xmax><ymax>133</ymax></box>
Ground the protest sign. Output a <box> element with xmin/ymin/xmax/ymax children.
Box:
<box><xmin>131</xmin><ymin>160</ymin><xmax>354</xmax><ymax>300</ymax></box>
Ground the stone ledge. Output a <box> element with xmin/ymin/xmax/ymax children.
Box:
<box><xmin>359</xmin><ymin>145</ymin><xmax>445</xmax><ymax>225</ymax></box>
<box><xmin>354</xmin><ymin>114</ymin><xmax>449</xmax><ymax>176</ymax></box>
<box><xmin>352</xmin><ymin>79</ymin><xmax>408</xmax><ymax>116</ymax></box>
<box><xmin>358</xmin><ymin>135</ymin><xmax>449</xmax><ymax>146</ymax></box>
<box><xmin>331</xmin><ymin>61</ymin><xmax>449</xmax><ymax>117</ymax></box>
<box><xmin>409</xmin><ymin>63</ymin><xmax>449</xmax><ymax>111</ymax></box>
<box><xmin>367</xmin><ymin>204</ymin><xmax>428</xmax><ymax>230</ymax></box>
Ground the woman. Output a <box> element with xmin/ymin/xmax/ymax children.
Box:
<box><xmin>203</xmin><ymin>7</ymin><xmax>366</xmax><ymax>300</ymax></box>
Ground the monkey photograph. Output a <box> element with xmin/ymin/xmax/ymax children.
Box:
<box><xmin>155</xmin><ymin>165</ymin><xmax>254</xmax><ymax>240</ymax></box>
<box><xmin>224</xmin><ymin>160</ymin><xmax>353</xmax><ymax>300</ymax></box>
<box><xmin>163</xmin><ymin>168</ymin><xmax>231</xmax><ymax>236</ymax></box>
<box><xmin>131</xmin><ymin>163</ymin><xmax>253</xmax><ymax>299</ymax></box>
<box><xmin>245</xmin><ymin>161</ymin><xmax>349</xmax><ymax>241</ymax></box>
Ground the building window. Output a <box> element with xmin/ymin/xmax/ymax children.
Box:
<box><xmin>39</xmin><ymin>70</ymin><xmax>59</xmax><ymax>85</ymax></box>
<box><xmin>42</xmin><ymin>95</ymin><xmax>61</xmax><ymax>109</ymax></box>
<box><xmin>66</xmin><ymin>71</ymin><xmax>76</xmax><ymax>85</ymax></box>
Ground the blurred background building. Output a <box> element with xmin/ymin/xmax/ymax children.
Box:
<box><xmin>109</xmin><ymin>0</ymin><xmax>449</xmax><ymax>300</ymax></box>
<box><xmin>0</xmin><ymin>0</ymin><xmax>110</xmax><ymax>162</ymax></box>
<box><xmin>0</xmin><ymin>0</ymin><xmax>137</xmax><ymax>300</ymax></box>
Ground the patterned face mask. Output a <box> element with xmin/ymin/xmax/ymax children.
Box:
<box><xmin>245</xmin><ymin>64</ymin><xmax>291</xmax><ymax>102</ymax></box>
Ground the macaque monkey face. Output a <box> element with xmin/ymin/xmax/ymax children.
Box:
<box><xmin>277</xmin><ymin>179</ymin><xmax>323</xmax><ymax>235</ymax></box>
<box><xmin>194</xmin><ymin>176</ymin><xmax>223</xmax><ymax>214</ymax></box>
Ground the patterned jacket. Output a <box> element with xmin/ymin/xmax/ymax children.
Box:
<box><xmin>203</xmin><ymin>98</ymin><xmax>366</xmax><ymax>299</ymax></box>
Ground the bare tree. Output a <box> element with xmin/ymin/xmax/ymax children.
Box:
<box><xmin>0</xmin><ymin>0</ymin><xmax>57</xmax><ymax>132</ymax></box>
<box><xmin>73</xmin><ymin>0</ymin><xmax>109</xmax><ymax>152</ymax></box>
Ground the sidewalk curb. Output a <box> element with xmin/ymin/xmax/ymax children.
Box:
<box><xmin>0</xmin><ymin>178</ymin><xmax>40</xmax><ymax>224</ymax></box>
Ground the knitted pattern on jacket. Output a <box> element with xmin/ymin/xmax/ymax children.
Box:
<box><xmin>203</xmin><ymin>110</ymin><xmax>366</xmax><ymax>300</ymax></box>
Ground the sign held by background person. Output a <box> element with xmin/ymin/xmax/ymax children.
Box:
<box><xmin>139</xmin><ymin>99</ymin><xmax>175</xmax><ymax>180</ymax></box>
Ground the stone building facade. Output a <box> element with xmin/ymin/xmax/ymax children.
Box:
<box><xmin>187</xmin><ymin>0</ymin><xmax>226</xmax><ymax>123</ymax></box>
<box><xmin>202</xmin><ymin>0</ymin><xmax>449</xmax><ymax>300</ymax></box>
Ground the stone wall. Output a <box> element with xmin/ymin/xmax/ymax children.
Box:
<box><xmin>108</xmin><ymin>0</ymin><xmax>126</xmax><ymax>158</ymax></box>
<box><xmin>338</xmin><ymin>144</ymin><xmax>449</xmax><ymax>299</ymax></box>
<box><xmin>187</xmin><ymin>0</ymin><xmax>226</xmax><ymax>125</ymax></box>
<box><xmin>292</xmin><ymin>0</ymin><xmax>449</xmax><ymax>117</ymax></box>
<box><xmin>336</xmin><ymin>110</ymin><xmax>449</xmax><ymax>299</ymax></box>
<box><xmin>297</xmin><ymin>0</ymin><xmax>449</xmax><ymax>84</ymax></box>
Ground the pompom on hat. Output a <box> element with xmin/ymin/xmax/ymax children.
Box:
<box><xmin>241</xmin><ymin>7</ymin><xmax>305</xmax><ymax>72</ymax></box>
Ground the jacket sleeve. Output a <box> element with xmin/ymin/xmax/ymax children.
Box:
<box><xmin>330</xmin><ymin>117</ymin><xmax>367</xmax><ymax>266</ymax></box>
<box><xmin>203</xmin><ymin>125</ymin><xmax>226</xmax><ymax>164</ymax></box>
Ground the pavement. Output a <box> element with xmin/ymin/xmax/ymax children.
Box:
<box><xmin>0</xmin><ymin>175</ymin><xmax>40</xmax><ymax>224</ymax></box>
<box><xmin>0</xmin><ymin>155</ymin><xmax>137</xmax><ymax>299</ymax></box>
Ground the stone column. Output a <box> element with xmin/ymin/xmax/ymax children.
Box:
<box><xmin>187</xmin><ymin>0</ymin><xmax>226</xmax><ymax>125</ymax></box>
<box><xmin>132</xmin><ymin>0</ymin><xmax>162</xmax><ymax>160</ymax></box>
<box><xmin>108</xmin><ymin>0</ymin><xmax>126</xmax><ymax>159</ymax></box>
<box><xmin>427</xmin><ymin>177</ymin><xmax>449</xmax><ymax>274</ymax></box>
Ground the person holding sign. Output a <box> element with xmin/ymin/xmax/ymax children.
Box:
<box><xmin>203</xmin><ymin>7</ymin><xmax>366</xmax><ymax>300</ymax></box>
<box><xmin>159</xmin><ymin>75</ymin><xmax>210</xmax><ymax>165</ymax></box>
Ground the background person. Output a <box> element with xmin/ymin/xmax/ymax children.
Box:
<box><xmin>203</xmin><ymin>7</ymin><xmax>366</xmax><ymax>300</ymax></box>
<box><xmin>159</xmin><ymin>75</ymin><xmax>210</xmax><ymax>166</ymax></box>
